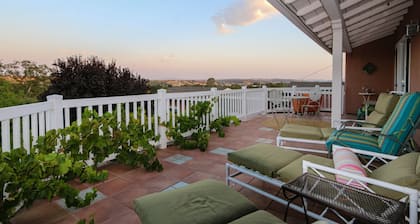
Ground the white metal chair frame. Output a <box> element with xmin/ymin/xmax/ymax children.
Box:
<box><xmin>226</xmin><ymin>145</ymin><xmax>419</xmax><ymax>224</ymax></box>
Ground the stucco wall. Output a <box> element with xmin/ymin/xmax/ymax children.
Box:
<box><xmin>344</xmin><ymin>36</ymin><xmax>395</xmax><ymax>114</ymax></box>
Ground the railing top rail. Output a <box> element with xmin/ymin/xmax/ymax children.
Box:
<box><xmin>0</xmin><ymin>101</ymin><xmax>52</xmax><ymax>121</ymax></box>
<box><xmin>219</xmin><ymin>89</ymin><xmax>242</xmax><ymax>94</ymax></box>
<box><xmin>165</xmin><ymin>91</ymin><xmax>212</xmax><ymax>98</ymax></box>
<box><xmin>62</xmin><ymin>94</ymin><xmax>158</xmax><ymax>108</ymax></box>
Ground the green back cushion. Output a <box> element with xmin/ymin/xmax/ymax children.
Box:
<box><xmin>369</xmin><ymin>152</ymin><xmax>420</xmax><ymax>199</ymax></box>
<box><xmin>228</xmin><ymin>144</ymin><xmax>302</xmax><ymax>177</ymax></box>
<box><xmin>374</xmin><ymin>93</ymin><xmax>400</xmax><ymax>115</ymax></box>
<box><xmin>276</xmin><ymin>154</ymin><xmax>334</xmax><ymax>182</ymax></box>
<box><xmin>134</xmin><ymin>179</ymin><xmax>257</xmax><ymax>224</ymax></box>
<box><xmin>378</xmin><ymin>92</ymin><xmax>420</xmax><ymax>155</ymax></box>
<box><xmin>365</xmin><ymin>93</ymin><xmax>399</xmax><ymax>128</ymax></box>
<box><xmin>228</xmin><ymin>210</ymin><xmax>286</xmax><ymax>224</ymax></box>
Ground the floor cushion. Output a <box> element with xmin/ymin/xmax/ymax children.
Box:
<box><xmin>228</xmin><ymin>144</ymin><xmax>302</xmax><ymax>177</ymax></box>
<box><xmin>228</xmin><ymin>210</ymin><xmax>287</xmax><ymax>224</ymax></box>
<box><xmin>276</xmin><ymin>154</ymin><xmax>334</xmax><ymax>182</ymax></box>
<box><xmin>134</xmin><ymin>179</ymin><xmax>257</xmax><ymax>224</ymax></box>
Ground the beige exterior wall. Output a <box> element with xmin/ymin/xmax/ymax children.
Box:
<box><xmin>345</xmin><ymin>0</ymin><xmax>420</xmax><ymax>144</ymax></box>
<box><xmin>345</xmin><ymin>1</ymin><xmax>420</xmax><ymax>114</ymax></box>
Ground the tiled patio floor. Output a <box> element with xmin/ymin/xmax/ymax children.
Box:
<box><xmin>11</xmin><ymin>113</ymin><xmax>333</xmax><ymax>224</ymax></box>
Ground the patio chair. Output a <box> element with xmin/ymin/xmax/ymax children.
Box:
<box><xmin>276</xmin><ymin>92</ymin><xmax>406</xmax><ymax>154</ymax></box>
<box><xmin>301</xmin><ymin>86</ymin><xmax>322</xmax><ymax>115</ymax></box>
<box><xmin>326</xmin><ymin>91</ymin><xmax>420</xmax><ymax>156</ymax></box>
<box><xmin>226</xmin><ymin>143</ymin><xmax>420</xmax><ymax>224</ymax></box>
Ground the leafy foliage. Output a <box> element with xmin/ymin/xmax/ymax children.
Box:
<box><xmin>41</xmin><ymin>56</ymin><xmax>150</xmax><ymax>100</ymax></box>
<box><xmin>210</xmin><ymin>116</ymin><xmax>241</xmax><ymax>137</ymax></box>
<box><xmin>0</xmin><ymin>109</ymin><xmax>162</xmax><ymax>222</ymax></box>
<box><xmin>0</xmin><ymin>148</ymin><xmax>104</xmax><ymax>223</ymax></box>
<box><xmin>0</xmin><ymin>76</ymin><xmax>50</xmax><ymax>108</ymax></box>
<box><xmin>166</xmin><ymin>100</ymin><xmax>239</xmax><ymax>151</ymax></box>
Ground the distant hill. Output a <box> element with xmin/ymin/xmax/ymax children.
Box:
<box><xmin>0</xmin><ymin>60</ymin><xmax>52</xmax><ymax>77</ymax></box>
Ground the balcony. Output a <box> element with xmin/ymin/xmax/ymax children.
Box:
<box><xmin>0</xmin><ymin>86</ymin><xmax>332</xmax><ymax>224</ymax></box>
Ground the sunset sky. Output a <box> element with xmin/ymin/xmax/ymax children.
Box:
<box><xmin>0</xmin><ymin>0</ymin><xmax>332</xmax><ymax>80</ymax></box>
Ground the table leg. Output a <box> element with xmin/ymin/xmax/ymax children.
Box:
<box><xmin>282</xmin><ymin>189</ymin><xmax>299</xmax><ymax>222</ymax></box>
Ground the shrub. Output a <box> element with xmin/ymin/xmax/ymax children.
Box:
<box><xmin>40</xmin><ymin>56</ymin><xmax>150</xmax><ymax>100</ymax></box>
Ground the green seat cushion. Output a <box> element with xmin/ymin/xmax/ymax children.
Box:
<box><xmin>374</xmin><ymin>93</ymin><xmax>400</xmax><ymax>116</ymax></box>
<box><xmin>369</xmin><ymin>152</ymin><xmax>420</xmax><ymax>200</ymax></box>
<box><xmin>228</xmin><ymin>144</ymin><xmax>302</xmax><ymax>177</ymax></box>
<box><xmin>228</xmin><ymin>210</ymin><xmax>286</xmax><ymax>224</ymax></box>
<box><xmin>280</xmin><ymin>124</ymin><xmax>325</xmax><ymax>140</ymax></box>
<box><xmin>134</xmin><ymin>179</ymin><xmax>257</xmax><ymax>224</ymax></box>
<box><xmin>365</xmin><ymin>111</ymin><xmax>386</xmax><ymax>128</ymax></box>
<box><xmin>321</xmin><ymin>127</ymin><xmax>335</xmax><ymax>139</ymax></box>
<box><xmin>276</xmin><ymin>154</ymin><xmax>334</xmax><ymax>183</ymax></box>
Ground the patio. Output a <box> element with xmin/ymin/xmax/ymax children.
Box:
<box><xmin>11</xmin><ymin>113</ymin><xmax>333</xmax><ymax>224</ymax></box>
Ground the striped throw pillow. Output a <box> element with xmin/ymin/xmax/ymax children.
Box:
<box><xmin>333</xmin><ymin>148</ymin><xmax>367</xmax><ymax>189</ymax></box>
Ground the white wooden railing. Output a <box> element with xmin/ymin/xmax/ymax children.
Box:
<box><xmin>0</xmin><ymin>86</ymin><xmax>331</xmax><ymax>152</ymax></box>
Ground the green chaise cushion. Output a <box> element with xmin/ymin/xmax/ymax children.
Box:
<box><xmin>228</xmin><ymin>144</ymin><xmax>302</xmax><ymax>177</ymax></box>
<box><xmin>280</xmin><ymin>124</ymin><xmax>324</xmax><ymax>140</ymax></box>
<box><xmin>228</xmin><ymin>210</ymin><xmax>286</xmax><ymax>224</ymax></box>
<box><xmin>276</xmin><ymin>154</ymin><xmax>334</xmax><ymax>182</ymax></box>
<box><xmin>133</xmin><ymin>179</ymin><xmax>257</xmax><ymax>224</ymax></box>
<box><xmin>365</xmin><ymin>93</ymin><xmax>400</xmax><ymax>128</ymax></box>
<box><xmin>369</xmin><ymin>152</ymin><xmax>420</xmax><ymax>200</ymax></box>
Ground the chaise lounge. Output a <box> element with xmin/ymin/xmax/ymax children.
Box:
<box><xmin>226</xmin><ymin>143</ymin><xmax>420</xmax><ymax>223</ymax></box>
<box><xmin>277</xmin><ymin>92</ymin><xmax>419</xmax><ymax>155</ymax></box>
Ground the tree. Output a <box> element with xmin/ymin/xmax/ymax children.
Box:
<box><xmin>40</xmin><ymin>56</ymin><xmax>150</xmax><ymax>99</ymax></box>
<box><xmin>206</xmin><ymin>77</ymin><xmax>216</xmax><ymax>87</ymax></box>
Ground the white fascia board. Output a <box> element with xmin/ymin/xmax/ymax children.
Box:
<box><xmin>305</xmin><ymin>12</ymin><xmax>328</xmax><ymax>25</ymax></box>
<box><xmin>352</xmin><ymin>32</ymin><xmax>395</xmax><ymax>47</ymax></box>
<box><xmin>348</xmin><ymin>17</ymin><xmax>403</xmax><ymax>36</ymax></box>
<box><xmin>347</xmin><ymin>8</ymin><xmax>408</xmax><ymax>32</ymax></box>
<box><xmin>343</xmin><ymin>0</ymin><xmax>389</xmax><ymax>19</ymax></box>
<box><xmin>344</xmin><ymin>0</ymin><xmax>410</xmax><ymax>24</ymax></box>
<box><xmin>268</xmin><ymin>0</ymin><xmax>331</xmax><ymax>53</ymax></box>
<box><xmin>340</xmin><ymin>0</ymin><xmax>363</xmax><ymax>10</ymax></box>
<box><xmin>296</xmin><ymin>0</ymin><xmax>322</xmax><ymax>16</ymax></box>
<box><xmin>351</xmin><ymin>26</ymin><xmax>397</xmax><ymax>43</ymax></box>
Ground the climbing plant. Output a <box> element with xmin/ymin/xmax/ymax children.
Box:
<box><xmin>166</xmin><ymin>100</ymin><xmax>240</xmax><ymax>151</ymax></box>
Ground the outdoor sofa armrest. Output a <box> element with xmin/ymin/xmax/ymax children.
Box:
<box><xmin>301</xmin><ymin>160</ymin><xmax>419</xmax><ymax>224</ymax></box>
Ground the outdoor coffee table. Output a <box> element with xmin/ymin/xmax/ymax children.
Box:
<box><xmin>282</xmin><ymin>173</ymin><xmax>406</xmax><ymax>224</ymax></box>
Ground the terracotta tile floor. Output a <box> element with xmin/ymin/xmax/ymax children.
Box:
<box><xmin>11</xmin><ymin>113</ymin><xmax>334</xmax><ymax>224</ymax></box>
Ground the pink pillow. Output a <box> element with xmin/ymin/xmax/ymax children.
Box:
<box><xmin>333</xmin><ymin>148</ymin><xmax>367</xmax><ymax>189</ymax></box>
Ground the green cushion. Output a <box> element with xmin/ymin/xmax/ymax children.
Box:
<box><xmin>374</xmin><ymin>93</ymin><xmax>400</xmax><ymax>115</ymax></box>
<box><xmin>369</xmin><ymin>152</ymin><xmax>420</xmax><ymax>200</ymax></box>
<box><xmin>365</xmin><ymin>111</ymin><xmax>386</xmax><ymax>128</ymax></box>
<box><xmin>228</xmin><ymin>144</ymin><xmax>302</xmax><ymax>177</ymax></box>
<box><xmin>228</xmin><ymin>210</ymin><xmax>286</xmax><ymax>224</ymax></box>
<box><xmin>276</xmin><ymin>155</ymin><xmax>334</xmax><ymax>183</ymax></box>
<box><xmin>321</xmin><ymin>127</ymin><xmax>335</xmax><ymax>139</ymax></box>
<box><xmin>134</xmin><ymin>180</ymin><xmax>257</xmax><ymax>224</ymax></box>
<box><xmin>280</xmin><ymin>124</ymin><xmax>326</xmax><ymax>140</ymax></box>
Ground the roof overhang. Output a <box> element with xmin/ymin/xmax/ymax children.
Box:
<box><xmin>268</xmin><ymin>0</ymin><xmax>413</xmax><ymax>53</ymax></box>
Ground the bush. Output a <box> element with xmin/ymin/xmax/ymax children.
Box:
<box><xmin>40</xmin><ymin>56</ymin><xmax>150</xmax><ymax>100</ymax></box>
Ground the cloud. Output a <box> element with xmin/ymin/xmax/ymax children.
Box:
<box><xmin>212</xmin><ymin>0</ymin><xmax>277</xmax><ymax>33</ymax></box>
<box><xmin>160</xmin><ymin>54</ymin><xmax>176</xmax><ymax>64</ymax></box>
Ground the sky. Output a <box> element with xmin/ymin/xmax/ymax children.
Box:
<box><xmin>0</xmin><ymin>0</ymin><xmax>332</xmax><ymax>80</ymax></box>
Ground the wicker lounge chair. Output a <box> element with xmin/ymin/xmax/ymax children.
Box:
<box><xmin>226</xmin><ymin>143</ymin><xmax>420</xmax><ymax>223</ymax></box>
<box><xmin>277</xmin><ymin>92</ymin><xmax>418</xmax><ymax>155</ymax></box>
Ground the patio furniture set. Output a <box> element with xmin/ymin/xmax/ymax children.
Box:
<box><xmin>133</xmin><ymin>92</ymin><xmax>420</xmax><ymax>224</ymax></box>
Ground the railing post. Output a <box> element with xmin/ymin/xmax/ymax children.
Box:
<box><xmin>46</xmin><ymin>94</ymin><xmax>63</xmax><ymax>131</ymax></box>
<box><xmin>262</xmin><ymin>85</ymin><xmax>268</xmax><ymax>115</ymax></box>
<box><xmin>241</xmin><ymin>86</ymin><xmax>247</xmax><ymax>120</ymax></box>
<box><xmin>157</xmin><ymin>89</ymin><xmax>168</xmax><ymax>149</ymax></box>
<box><xmin>210</xmin><ymin>87</ymin><xmax>219</xmax><ymax>121</ymax></box>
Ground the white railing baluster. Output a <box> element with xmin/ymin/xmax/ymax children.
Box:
<box><xmin>22</xmin><ymin>116</ymin><xmax>30</xmax><ymax>151</ymax></box>
<box><xmin>12</xmin><ymin>118</ymin><xmax>20</xmax><ymax>149</ymax></box>
<box><xmin>39</xmin><ymin>112</ymin><xmax>45</xmax><ymax>136</ymax></box>
<box><xmin>31</xmin><ymin>113</ymin><xmax>38</xmax><ymax>147</ymax></box>
<box><xmin>117</xmin><ymin>103</ymin><xmax>122</xmax><ymax>124</ymax></box>
<box><xmin>133</xmin><ymin>102</ymin><xmax>137</xmax><ymax>119</ymax></box>
<box><xmin>147</xmin><ymin>100</ymin><xmax>152</xmax><ymax>130</ymax></box>
<box><xmin>141</xmin><ymin>101</ymin><xmax>145</xmax><ymax>125</ymax></box>
<box><xmin>1</xmin><ymin>120</ymin><xmax>10</xmax><ymax>152</ymax></box>
<box><xmin>64</xmin><ymin>107</ymin><xmax>70</xmax><ymax>127</ymax></box>
<box><xmin>108</xmin><ymin>104</ymin><xmax>113</xmax><ymax>114</ymax></box>
<box><xmin>98</xmin><ymin>105</ymin><xmax>103</xmax><ymax>116</ymax></box>
<box><xmin>154</xmin><ymin>100</ymin><xmax>158</xmax><ymax>135</ymax></box>
<box><xmin>77</xmin><ymin>107</ymin><xmax>82</xmax><ymax>126</ymax></box>
<box><xmin>125</xmin><ymin>102</ymin><xmax>130</xmax><ymax>125</ymax></box>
